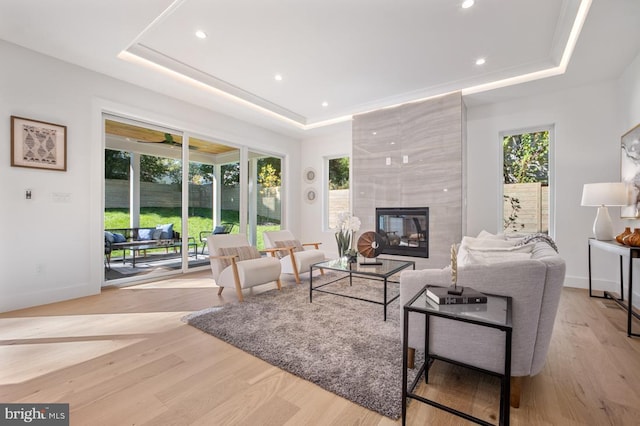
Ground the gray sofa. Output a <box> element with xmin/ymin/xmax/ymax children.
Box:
<box><xmin>399</xmin><ymin>236</ymin><xmax>565</xmax><ymax>407</ymax></box>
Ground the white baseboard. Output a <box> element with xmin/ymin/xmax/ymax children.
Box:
<box><xmin>564</xmin><ymin>274</ymin><xmax>640</xmax><ymax>309</ymax></box>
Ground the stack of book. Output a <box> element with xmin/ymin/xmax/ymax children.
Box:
<box><xmin>426</xmin><ymin>286</ymin><xmax>487</xmax><ymax>305</ymax></box>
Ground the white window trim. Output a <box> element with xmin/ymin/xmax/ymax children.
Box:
<box><xmin>498</xmin><ymin>125</ymin><xmax>555</xmax><ymax>238</ymax></box>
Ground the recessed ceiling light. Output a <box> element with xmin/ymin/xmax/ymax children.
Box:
<box><xmin>390</xmin><ymin>141</ymin><xmax>396</xmax><ymax>145</ymax></box>
<box><xmin>475</xmin><ymin>58</ymin><xmax>486</xmax><ymax>65</ymax></box>
<box><xmin>372</xmin><ymin>131</ymin><xmax>377</xmax><ymax>135</ymax></box>
<box><xmin>195</xmin><ymin>30</ymin><xmax>207</xmax><ymax>39</ymax></box>
<box><xmin>322</xmin><ymin>101</ymin><xmax>329</xmax><ymax>107</ymax></box>
<box><xmin>274</xmin><ymin>74</ymin><xmax>283</xmax><ymax>81</ymax></box>
<box><xmin>462</xmin><ymin>0</ymin><xmax>475</xmax><ymax>9</ymax></box>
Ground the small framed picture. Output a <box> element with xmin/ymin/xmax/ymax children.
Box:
<box><xmin>11</xmin><ymin>115</ymin><xmax>67</xmax><ymax>171</ymax></box>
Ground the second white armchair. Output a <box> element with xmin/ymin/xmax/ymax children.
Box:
<box><xmin>263</xmin><ymin>230</ymin><xmax>325</xmax><ymax>284</ymax></box>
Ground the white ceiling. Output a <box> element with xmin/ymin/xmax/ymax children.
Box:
<box><xmin>1</xmin><ymin>0</ymin><xmax>639</xmax><ymax>135</ymax></box>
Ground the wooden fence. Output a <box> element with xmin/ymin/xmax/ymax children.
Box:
<box><xmin>503</xmin><ymin>183</ymin><xmax>548</xmax><ymax>234</ymax></box>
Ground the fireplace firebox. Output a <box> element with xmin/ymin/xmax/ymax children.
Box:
<box><xmin>376</xmin><ymin>207</ymin><xmax>429</xmax><ymax>258</ymax></box>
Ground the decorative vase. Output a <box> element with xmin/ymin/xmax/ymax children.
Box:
<box><xmin>624</xmin><ymin>228</ymin><xmax>640</xmax><ymax>247</ymax></box>
<box><xmin>335</xmin><ymin>231</ymin><xmax>352</xmax><ymax>258</ymax></box>
<box><xmin>616</xmin><ymin>227</ymin><xmax>632</xmax><ymax>244</ymax></box>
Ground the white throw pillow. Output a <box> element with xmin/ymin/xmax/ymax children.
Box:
<box><xmin>457</xmin><ymin>236</ymin><xmax>533</xmax><ymax>266</ymax></box>
<box><xmin>462</xmin><ymin>236</ymin><xmax>519</xmax><ymax>249</ymax></box>
<box><xmin>465</xmin><ymin>248</ymin><xmax>533</xmax><ymax>265</ymax></box>
<box><xmin>476</xmin><ymin>230</ymin><xmax>507</xmax><ymax>240</ymax></box>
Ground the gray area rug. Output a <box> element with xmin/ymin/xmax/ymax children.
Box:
<box><xmin>183</xmin><ymin>272</ymin><xmax>415</xmax><ymax>419</ymax></box>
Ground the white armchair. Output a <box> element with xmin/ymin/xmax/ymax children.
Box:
<box><xmin>263</xmin><ymin>230</ymin><xmax>325</xmax><ymax>284</ymax></box>
<box><xmin>208</xmin><ymin>234</ymin><xmax>282</xmax><ymax>302</ymax></box>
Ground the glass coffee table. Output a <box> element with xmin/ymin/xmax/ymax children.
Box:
<box><xmin>309</xmin><ymin>257</ymin><xmax>415</xmax><ymax>321</ymax></box>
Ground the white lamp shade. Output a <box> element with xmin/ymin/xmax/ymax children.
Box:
<box><xmin>581</xmin><ymin>182</ymin><xmax>628</xmax><ymax>207</ymax></box>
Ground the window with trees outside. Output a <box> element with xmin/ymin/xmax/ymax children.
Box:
<box><xmin>502</xmin><ymin>129</ymin><xmax>551</xmax><ymax>235</ymax></box>
<box><xmin>327</xmin><ymin>156</ymin><xmax>350</xmax><ymax>230</ymax></box>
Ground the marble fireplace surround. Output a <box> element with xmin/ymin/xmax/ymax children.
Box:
<box><xmin>352</xmin><ymin>92</ymin><xmax>465</xmax><ymax>269</ymax></box>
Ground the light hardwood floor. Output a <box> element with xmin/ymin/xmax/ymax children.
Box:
<box><xmin>1</xmin><ymin>271</ymin><xmax>639</xmax><ymax>425</ymax></box>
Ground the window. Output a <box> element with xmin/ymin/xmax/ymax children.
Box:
<box><xmin>104</xmin><ymin>116</ymin><xmax>245</xmax><ymax>282</ymax></box>
<box><xmin>502</xmin><ymin>128</ymin><xmax>551</xmax><ymax>235</ymax></box>
<box><xmin>247</xmin><ymin>151</ymin><xmax>282</xmax><ymax>249</ymax></box>
<box><xmin>327</xmin><ymin>156</ymin><xmax>350</xmax><ymax>230</ymax></box>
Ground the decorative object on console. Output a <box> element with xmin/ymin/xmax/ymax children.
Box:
<box><xmin>621</xmin><ymin>123</ymin><xmax>640</xmax><ymax>218</ymax></box>
<box><xmin>334</xmin><ymin>212</ymin><xmax>361</xmax><ymax>257</ymax></box>
<box><xmin>357</xmin><ymin>231</ymin><xmax>386</xmax><ymax>265</ymax></box>
<box><xmin>623</xmin><ymin>228</ymin><xmax>640</xmax><ymax>247</ymax></box>
<box><xmin>11</xmin><ymin>115</ymin><xmax>67</xmax><ymax>171</ymax></box>
<box><xmin>580</xmin><ymin>182</ymin><xmax>628</xmax><ymax>240</ymax></box>
<box><xmin>616</xmin><ymin>227</ymin><xmax>632</xmax><ymax>244</ymax></box>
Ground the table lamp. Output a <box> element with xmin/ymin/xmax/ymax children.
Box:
<box><xmin>581</xmin><ymin>182</ymin><xmax>628</xmax><ymax>240</ymax></box>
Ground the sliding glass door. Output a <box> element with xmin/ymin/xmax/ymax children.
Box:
<box><xmin>104</xmin><ymin>115</ymin><xmax>285</xmax><ymax>283</ymax></box>
<box><xmin>104</xmin><ymin>117</ymin><xmax>185</xmax><ymax>281</ymax></box>
<box><xmin>187</xmin><ymin>135</ymin><xmax>239</xmax><ymax>258</ymax></box>
<box><xmin>247</xmin><ymin>151</ymin><xmax>282</xmax><ymax>249</ymax></box>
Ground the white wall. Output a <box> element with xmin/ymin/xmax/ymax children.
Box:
<box><xmin>466</xmin><ymin>80</ymin><xmax>621</xmax><ymax>290</ymax></box>
<box><xmin>618</xmin><ymin>50</ymin><xmax>640</xmax><ymax>132</ymax></box>
<box><xmin>299</xmin><ymin>121</ymin><xmax>352</xmax><ymax>256</ymax></box>
<box><xmin>0</xmin><ymin>40</ymin><xmax>301</xmax><ymax>312</ymax></box>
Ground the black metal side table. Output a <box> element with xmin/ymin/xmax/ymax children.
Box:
<box><xmin>402</xmin><ymin>285</ymin><xmax>513</xmax><ymax>426</ymax></box>
<box><xmin>587</xmin><ymin>238</ymin><xmax>640</xmax><ymax>337</ymax></box>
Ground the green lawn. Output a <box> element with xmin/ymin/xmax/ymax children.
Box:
<box><xmin>105</xmin><ymin>208</ymin><xmax>280</xmax><ymax>250</ymax></box>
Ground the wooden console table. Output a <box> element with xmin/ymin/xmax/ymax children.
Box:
<box><xmin>588</xmin><ymin>238</ymin><xmax>640</xmax><ymax>337</ymax></box>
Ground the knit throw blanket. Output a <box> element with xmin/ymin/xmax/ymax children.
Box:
<box><xmin>515</xmin><ymin>233</ymin><xmax>559</xmax><ymax>253</ymax></box>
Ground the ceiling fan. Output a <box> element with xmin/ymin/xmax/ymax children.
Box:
<box><xmin>137</xmin><ymin>133</ymin><xmax>181</xmax><ymax>147</ymax></box>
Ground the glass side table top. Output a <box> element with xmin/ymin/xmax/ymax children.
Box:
<box><xmin>408</xmin><ymin>285</ymin><xmax>512</xmax><ymax>328</ymax></box>
<box><xmin>313</xmin><ymin>257</ymin><xmax>415</xmax><ymax>277</ymax></box>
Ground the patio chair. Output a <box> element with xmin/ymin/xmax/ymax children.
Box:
<box><xmin>200</xmin><ymin>222</ymin><xmax>236</xmax><ymax>254</ymax></box>
<box><xmin>208</xmin><ymin>234</ymin><xmax>282</xmax><ymax>302</ymax></box>
<box><xmin>104</xmin><ymin>236</ymin><xmax>112</xmax><ymax>270</ymax></box>
<box><xmin>263</xmin><ymin>230</ymin><xmax>325</xmax><ymax>284</ymax></box>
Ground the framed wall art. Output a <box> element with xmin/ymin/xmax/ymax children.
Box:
<box><xmin>11</xmin><ymin>115</ymin><xmax>67</xmax><ymax>171</ymax></box>
<box><xmin>620</xmin><ymin>122</ymin><xmax>640</xmax><ymax>218</ymax></box>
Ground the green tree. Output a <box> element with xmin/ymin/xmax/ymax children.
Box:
<box><xmin>189</xmin><ymin>163</ymin><xmax>214</xmax><ymax>185</ymax></box>
<box><xmin>503</xmin><ymin>131</ymin><xmax>549</xmax><ymax>184</ymax></box>
<box><xmin>106</xmin><ymin>151</ymin><xmax>277</xmax><ymax>187</ymax></box>
<box><xmin>258</xmin><ymin>163</ymin><xmax>280</xmax><ymax>187</ymax></box>
<box><xmin>140</xmin><ymin>155</ymin><xmax>180</xmax><ymax>184</ymax></box>
<box><xmin>257</xmin><ymin>157</ymin><xmax>281</xmax><ymax>187</ymax></box>
<box><xmin>329</xmin><ymin>157</ymin><xmax>350</xmax><ymax>189</ymax></box>
<box><xmin>105</xmin><ymin>149</ymin><xmax>130</xmax><ymax>180</ymax></box>
<box><xmin>222</xmin><ymin>163</ymin><xmax>240</xmax><ymax>187</ymax></box>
